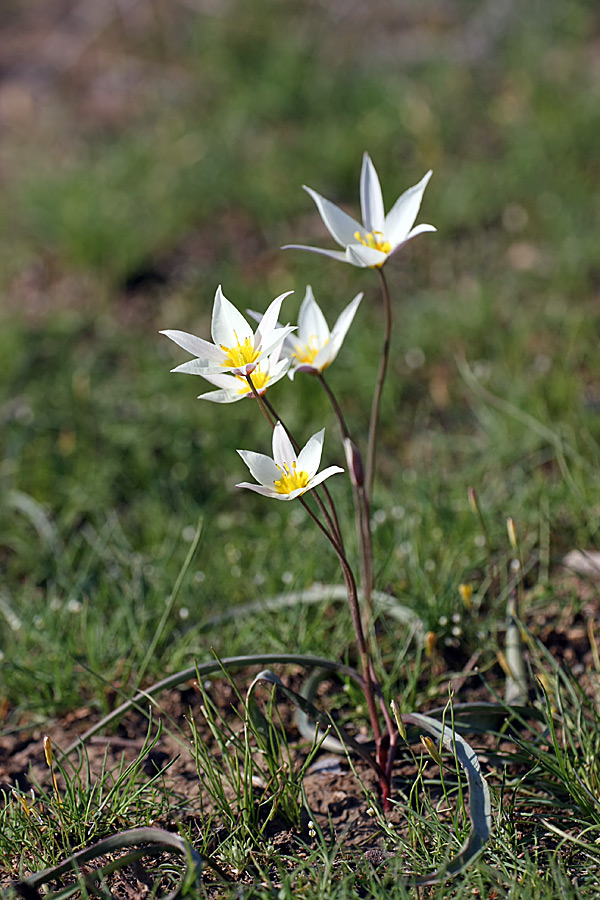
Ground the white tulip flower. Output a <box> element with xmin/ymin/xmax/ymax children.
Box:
<box><xmin>283</xmin><ymin>153</ymin><xmax>435</xmax><ymax>268</ymax></box>
<box><xmin>161</xmin><ymin>285</ymin><xmax>294</xmax><ymax>377</ymax></box>
<box><xmin>237</xmin><ymin>422</ymin><xmax>343</xmax><ymax>501</ymax></box>
<box><xmin>286</xmin><ymin>286</ymin><xmax>363</xmax><ymax>378</ymax></box>
<box><xmin>197</xmin><ymin>344</ymin><xmax>291</xmax><ymax>403</ymax></box>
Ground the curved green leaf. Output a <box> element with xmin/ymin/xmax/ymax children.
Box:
<box><xmin>7</xmin><ymin>827</ymin><xmax>202</xmax><ymax>900</ymax></box>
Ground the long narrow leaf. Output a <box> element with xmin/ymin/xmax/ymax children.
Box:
<box><xmin>401</xmin><ymin>711</ymin><xmax>492</xmax><ymax>885</ymax></box>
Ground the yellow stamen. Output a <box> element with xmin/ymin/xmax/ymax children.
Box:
<box><xmin>291</xmin><ymin>335</ymin><xmax>328</xmax><ymax>366</ymax></box>
<box><xmin>235</xmin><ymin>367</ymin><xmax>271</xmax><ymax>395</ymax></box>
<box><xmin>354</xmin><ymin>230</ymin><xmax>391</xmax><ymax>255</ymax></box>
<box><xmin>273</xmin><ymin>460</ymin><xmax>310</xmax><ymax>495</ymax></box>
<box><xmin>220</xmin><ymin>335</ymin><xmax>260</xmax><ymax>369</ymax></box>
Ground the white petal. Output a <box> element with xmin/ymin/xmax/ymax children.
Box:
<box><xmin>237</xmin><ymin>449</ymin><xmax>281</xmax><ymax>486</ymax></box>
<box><xmin>171</xmin><ymin>358</ymin><xmax>225</xmax><ymax>375</ymax></box>
<box><xmin>331</xmin><ymin>292</ymin><xmax>363</xmax><ymax>346</ymax></box>
<box><xmin>406</xmin><ymin>222</ymin><xmax>437</xmax><ymax>240</ymax></box>
<box><xmin>384</xmin><ymin>170</ymin><xmax>433</xmax><ymax>249</ymax></box>
<box><xmin>387</xmin><ymin>223</ymin><xmax>437</xmax><ymax>260</ymax></box>
<box><xmin>269</xmin><ymin>357</ymin><xmax>292</xmax><ymax>381</ymax></box>
<box><xmin>306</xmin><ymin>466</ymin><xmax>344</xmax><ymax>491</ymax></box>
<box><xmin>198</xmin><ymin>389</ymin><xmax>242</xmax><ymax>403</ymax></box>
<box><xmin>256</xmin><ymin>325</ymin><xmax>296</xmax><ymax>363</ymax></box>
<box><xmin>296</xmin><ymin>428</ymin><xmax>325</xmax><ymax>477</ymax></box>
<box><xmin>256</xmin><ymin>291</ymin><xmax>294</xmax><ymax>346</ymax></box>
<box><xmin>211</xmin><ymin>285</ymin><xmax>253</xmax><ymax>348</ymax></box>
<box><xmin>303</xmin><ymin>186</ymin><xmax>363</xmax><ymax>247</ymax></box>
<box><xmin>286</xmin><ymin>486</ymin><xmax>312</xmax><ymax>500</ymax></box>
<box><xmin>272</xmin><ymin>422</ymin><xmax>296</xmax><ymax>468</ymax></box>
<box><xmin>321</xmin><ymin>294</ymin><xmax>362</xmax><ymax>368</ymax></box>
<box><xmin>298</xmin><ymin>286</ymin><xmax>330</xmax><ymax>345</ymax></box>
<box><xmin>310</xmin><ymin>344</ymin><xmax>334</xmax><ymax>371</ymax></box>
<box><xmin>197</xmin><ymin>372</ymin><xmax>242</xmax><ymax>389</ymax></box>
<box><xmin>345</xmin><ymin>244</ymin><xmax>387</xmax><ymax>267</ymax></box>
<box><xmin>236</xmin><ymin>482</ymin><xmax>286</xmax><ymax>499</ymax></box>
<box><xmin>160</xmin><ymin>330</ymin><xmax>223</xmax><ymax>362</ymax></box>
<box><xmin>282</xmin><ymin>244</ymin><xmax>351</xmax><ymax>263</ymax></box>
<box><xmin>360</xmin><ymin>153</ymin><xmax>385</xmax><ymax>234</ymax></box>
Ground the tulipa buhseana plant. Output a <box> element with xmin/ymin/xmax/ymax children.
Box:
<box><xmin>161</xmin><ymin>152</ymin><xmax>438</xmax><ymax>809</ymax></box>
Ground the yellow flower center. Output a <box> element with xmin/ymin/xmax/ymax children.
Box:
<box><xmin>220</xmin><ymin>335</ymin><xmax>260</xmax><ymax>369</ymax></box>
<box><xmin>273</xmin><ymin>461</ymin><xmax>310</xmax><ymax>495</ymax></box>
<box><xmin>235</xmin><ymin>367</ymin><xmax>271</xmax><ymax>395</ymax></box>
<box><xmin>354</xmin><ymin>230</ymin><xmax>391</xmax><ymax>258</ymax></box>
<box><xmin>291</xmin><ymin>335</ymin><xmax>328</xmax><ymax>366</ymax></box>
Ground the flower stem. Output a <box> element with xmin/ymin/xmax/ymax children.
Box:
<box><xmin>366</xmin><ymin>267</ymin><xmax>393</xmax><ymax>499</ymax></box>
<box><xmin>298</xmin><ymin>496</ymin><xmax>385</xmax><ymax>759</ymax></box>
<box><xmin>317</xmin><ymin>373</ymin><xmax>374</xmax><ymax>626</ymax></box>
<box><xmin>245</xmin><ymin>374</ymin><xmax>276</xmax><ymax>429</ymax></box>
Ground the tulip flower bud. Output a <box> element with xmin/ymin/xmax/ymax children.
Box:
<box><xmin>420</xmin><ymin>735</ymin><xmax>444</xmax><ymax>767</ymax></box>
<box><xmin>507</xmin><ymin>516</ymin><xmax>518</xmax><ymax>551</ymax></box>
<box><xmin>458</xmin><ymin>583</ymin><xmax>473</xmax><ymax>609</ymax></box>
<box><xmin>424</xmin><ymin>630</ymin><xmax>437</xmax><ymax>657</ymax></box>
<box><xmin>43</xmin><ymin>735</ymin><xmax>53</xmax><ymax>768</ymax></box>
<box><xmin>390</xmin><ymin>699</ymin><xmax>407</xmax><ymax>741</ymax></box>
<box><xmin>343</xmin><ymin>438</ymin><xmax>365</xmax><ymax>487</ymax></box>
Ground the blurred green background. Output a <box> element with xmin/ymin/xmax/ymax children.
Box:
<box><xmin>1</xmin><ymin>0</ymin><xmax>600</xmax><ymax>719</ymax></box>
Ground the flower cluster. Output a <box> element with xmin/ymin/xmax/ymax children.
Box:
<box><xmin>162</xmin><ymin>154</ymin><xmax>434</xmax><ymax>499</ymax></box>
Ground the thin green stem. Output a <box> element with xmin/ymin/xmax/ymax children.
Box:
<box><xmin>247</xmin><ymin>378</ymin><xmax>389</xmax><ymax>799</ymax></box>
<box><xmin>366</xmin><ymin>266</ymin><xmax>393</xmax><ymax>499</ymax></box>
<box><xmin>317</xmin><ymin>372</ymin><xmax>374</xmax><ymax>624</ymax></box>
<box><xmin>245</xmin><ymin>374</ymin><xmax>276</xmax><ymax>429</ymax></box>
<box><xmin>298</xmin><ymin>496</ymin><xmax>384</xmax><ymax>760</ymax></box>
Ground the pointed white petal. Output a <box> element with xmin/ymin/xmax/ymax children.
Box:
<box><xmin>197</xmin><ymin>372</ymin><xmax>242</xmax><ymax>389</ymax></box>
<box><xmin>211</xmin><ymin>285</ymin><xmax>253</xmax><ymax>348</ymax></box>
<box><xmin>249</xmin><ymin>316</ymin><xmax>296</xmax><ymax>357</ymax></box>
<box><xmin>161</xmin><ymin>330</ymin><xmax>223</xmax><ymax>362</ymax></box>
<box><xmin>247</xmin><ymin>312</ymin><xmax>295</xmax><ymax>357</ymax></box>
<box><xmin>237</xmin><ymin>449</ymin><xmax>281</xmax><ymax>486</ymax></box>
<box><xmin>298</xmin><ymin>286</ymin><xmax>330</xmax><ymax>345</ymax></box>
<box><xmin>387</xmin><ymin>223</ymin><xmax>437</xmax><ymax>260</ymax></box>
<box><xmin>236</xmin><ymin>482</ymin><xmax>285</xmax><ymax>499</ymax></box>
<box><xmin>269</xmin><ymin>358</ymin><xmax>292</xmax><ymax>381</ymax></box>
<box><xmin>171</xmin><ymin>357</ymin><xmax>225</xmax><ymax>375</ymax></box>
<box><xmin>296</xmin><ymin>428</ymin><xmax>325</xmax><ymax>477</ymax></box>
<box><xmin>360</xmin><ymin>153</ymin><xmax>385</xmax><ymax>233</ymax></box>
<box><xmin>306</xmin><ymin>466</ymin><xmax>344</xmax><ymax>490</ymax></box>
<box><xmin>331</xmin><ymin>292</ymin><xmax>363</xmax><ymax>345</ymax></box>
<box><xmin>406</xmin><ymin>222</ymin><xmax>437</xmax><ymax>239</ymax></box>
<box><xmin>256</xmin><ymin>325</ymin><xmax>296</xmax><ymax>363</ymax></box>
<box><xmin>303</xmin><ymin>186</ymin><xmax>363</xmax><ymax>247</ymax></box>
<box><xmin>246</xmin><ymin>308</ymin><xmax>263</xmax><ymax>326</ymax></box>
<box><xmin>272</xmin><ymin>422</ymin><xmax>296</xmax><ymax>468</ymax></box>
<box><xmin>321</xmin><ymin>293</ymin><xmax>362</xmax><ymax>368</ymax></box>
<box><xmin>384</xmin><ymin>170</ymin><xmax>433</xmax><ymax>248</ymax></box>
<box><xmin>345</xmin><ymin>244</ymin><xmax>387</xmax><ymax>267</ymax></box>
<box><xmin>198</xmin><ymin>389</ymin><xmax>242</xmax><ymax>403</ymax></box>
<box><xmin>282</xmin><ymin>244</ymin><xmax>351</xmax><ymax>263</ymax></box>
<box><xmin>256</xmin><ymin>291</ymin><xmax>294</xmax><ymax>345</ymax></box>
